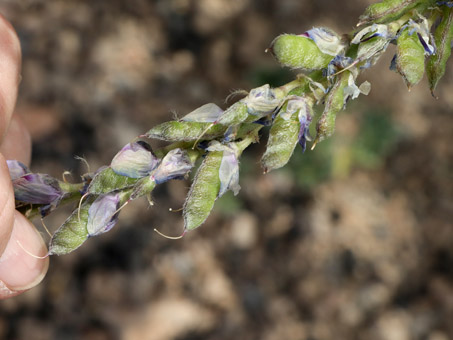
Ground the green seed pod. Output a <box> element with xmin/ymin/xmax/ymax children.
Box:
<box><xmin>87</xmin><ymin>167</ymin><xmax>138</xmax><ymax>195</ymax></box>
<box><xmin>145</xmin><ymin>121</ymin><xmax>227</xmax><ymax>142</ymax></box>
<box><xmin>427</xmin><ymin>6</ymin><xmax>453</xmax><ymax>96</ymax></box>
<box><xmin>48</xmin><ymin>197</ymin><xmax>93</xmax><ymax>255</ymax></box>
<box><xmin>261</xmin><ymin>102</ymin><xmax>301</xmax><ymax>173</ymax></box>
<box><xmin>358</xmin><ymin>0</ymin><xmax>422</xmax><ymax>25</ymax></box>
<box><xmin>315</xmin><ymin>71</ymin><xmax>350</xmax><ymax>144</ymax></box>
<box><xmin>130</xmin><ymin>177</ymin><xmax>156</xmax><ymax>201</ymax></box>
<box><xmin>269</xmin><ymin>34</ymin><xmax>333</xmax><ymax>71</ymax></box>
<box><xmin>217</xmin><ymin>101</ymin><xmax>249</xmax><ymax>126</ymax></box>
<box><xmin>183</xmin><ymin>151</ymin><xmax>222</xmax><ymax>231</ymax></box>
<box><xmin>395</xmin><ymin>28</ymin><xmax>426</xmax><ymax>89</ymax></box>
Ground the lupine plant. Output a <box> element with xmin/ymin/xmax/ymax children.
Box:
<box><xmin>8</xmin><ymin>0</ymin><xmax>453</xmax><ymax>256</ymax></box>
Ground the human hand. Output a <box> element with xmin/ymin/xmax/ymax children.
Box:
<box><xmin>0</xmin><ymin>14</ymin><xmax>49</xmax><ymax>299</ymax></box>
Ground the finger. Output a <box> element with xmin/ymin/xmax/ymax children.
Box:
<box><xmin>0</xmin><ymin>13</ymin><xmax>21</xmax><ymax>141</ymax></box>
<box><xmin>0</xmin><ymin>154</ymin><xmax>15</xmax><ymax>255</ymax></box>
<box><xmin>0</xmin><ymin>211</ymin><xmax>49</xmax><ymax>299</ymax></box>
<box><xmin>0</xmin><ymin>113</ymin><xmax>32</xmax><ymax>165</ymax></box>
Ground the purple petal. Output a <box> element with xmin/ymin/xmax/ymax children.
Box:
<box><xmin>7</xmin><ymin>160</ymin><xmax>29</xmax><ymax>180</ymax></box>
<box><xmin>151</xmin><ymin>149</ymin><xmax>193</xmax><ymax>184</ymax></box>
<box><xmin>417</xmin><ymin>32</ymin><xmax>435</xmax><ymax>55</ymax></box>
<box><xmin>111</xmin><ymin>141</ymin><xmax>159</xmax><ymax>178</ymax></box>
<box><xmin>87</xmin><ymin>193</ymin><xmax>120</xmax><ymax>236</ymax></box>
<box><xmin>13</xmin><ymin>174</ymin><xmax>63</xmax><ymax>204</ymax></box>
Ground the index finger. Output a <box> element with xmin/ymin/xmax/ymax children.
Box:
<box><xmin>0</xmin><ymin>13</ymin><xmax>22</xmax><ymax>255</ymax></box>
<box><xmin>0</xmin><ymin>13</ymin><xmax>21</xmax><ymax>142</ymax></box>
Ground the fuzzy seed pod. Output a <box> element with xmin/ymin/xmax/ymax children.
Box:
<box><xmin>183</xmin><ymin>151</ymin><xmax>222</xmax><ymax>231</ymax></box>
<box><xmin>359</xmin><ymin>0</ymin><xmax>423</xmax><ymax>25</ymax></box>
<box><xmin>315</xmin><ymin>71</ymin><xmax>350</xmax><ymax>143</ymax></box>
<box><xmin>48</xmin><ymin>197</ymin><xmax>93</xmax><ymax>255</ymax></box>
<box><xmin>87</xmin><ymin>167</ymin><xmax>138</xmax><ymax>195</ymax></box>
<box><xmin>269</xmin><ymin>34</ymin><xmax>333</xmax><ymax>71</ymax></box>
<box><xmin>261</xmin><ymin>97</ymin><xmax>313</xmax><ymax>172</ymax></box>
<box><xmin>145</xmin><ymin>121</ymin><xmax>227</xmax><ymax>142</ymax></box>
<box><xmin>394</xmin><ymin>28</ymin><xmax>426</xmax><ymax>89</ymax></box>
<box><xmin>427</xmin><ymin>6</ymin><xmax>453</xmax><ymax>96</ymax></box>
<box><xmin>217</xmin><ymin>101</ymin><xmax>249</xmax><ymax>126</ymax></box>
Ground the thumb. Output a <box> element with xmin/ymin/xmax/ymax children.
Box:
<box><xmin>0</xmin><ymin>156</ymin><xmax>49</xmax><ymax>299</ymax></box>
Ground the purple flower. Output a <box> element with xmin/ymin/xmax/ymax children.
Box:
<box><xmin>87</xmin><ymin>193</ymin><xmax>120</xmax><ymax>237</ymax></box>
<box><xmin>151</xmin><ymin>149</ymin><xmax>193</xmax><ymax>184</ymax></box>
<box><xmin>13</xmin><ymin>173</ymin><xmax>63</xmax><ymax>204</ymax></box>
<box><xmin>111</xmin><ymin>141</ymin><xmax>159</xmax><ymax>178</ymax></box>
<box><xmin>6</xmin><ymin>160</ymin><xmax>29</xmax><ymax>180</ymax></box>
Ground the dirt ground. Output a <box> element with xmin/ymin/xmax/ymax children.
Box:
<box><xmin>1</xmin><ymin>1</ymin><xmax>453</xmax><ymax>339</ymax></box>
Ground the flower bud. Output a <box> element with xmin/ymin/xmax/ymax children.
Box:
<box><xmin>151</xmin><ymin>148</ymin><xmax>193</xmax><ymax>184</ymax></box>
<box><xmin>111</xmin><ymin>141</ymin><xmax>158</xmax><ymax>178</ymax></box>
<box><xmin>87</xmin><ymin>193</ymin><xmax>120</xmax><ymax>237</ymax></box>
<box><xmin>427</xmin><ymin>6</ymin><xmax>453</xmax><ymax>96</ymax></box>
<box><xmin>13</xmin><ymin>173</ymin><xmax>64</xmax><ymax>205</ymax></box>
<box><xmin>269</xmin><ymin>34</ymin><xmax>333</xmax><ymax>70</ymax></box>
<box><xmin>183</xmin><ymin>151</ymin><xmax>222</xmax><ymax>231</ymax></box>
<box><xmin>6</xmin><ymin>160</ymin><xmax>29</xmax><ymax>180</ymax></box>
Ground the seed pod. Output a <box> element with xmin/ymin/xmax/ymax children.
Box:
<box><xmin>269</xmin><ymin>34</ymin><xmax>333</xmax><ymax>71</ymax></box>
<box><xmin>48</xmin><ymin>197</ymin><xmax>93</xmax><ymax>255</ymax></box>
<box><xmin>315</xmin><ymin>71</ymin><xmax>350</xmax><ymax>144</ymax></box>
<box><xmin>358</xmin><ymin>0</ymin><xmax>422</xmax><ymax>25</ymax></box>
<box><xmin>87</xmin><ymin>167</ymin><xmax>138</xmax><ymax>195</ymax></box>
<box><xmin>262</xmin><ymin>99</ymin><xmax>307</xmax><ymax>173</ymax></box>
<box><xmin>395</xmin><ymin>28</ymin><xmax>426</xmax><ymax>89</ymax></box>
<box><xmin>183</xmin><ymin>151</ymin><xmax>222</xmax><ymax>231</ymax></box>
<box><xmin>145</xmin><ymin>121</ymin><xmax>227</xmax><ymax>142</ymax></box>
<box><xmin>217</xmin><ymin>101</ymin><xmax>249</xmax><ymax>126</ymax></box>
<box><xmin>427</xmin><ymin>6</ymin><xmax>453</xmax><ymax>96</ymax></box>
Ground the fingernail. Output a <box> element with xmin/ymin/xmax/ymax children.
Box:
<box><xmin>0</xmin><ymin>212</ymin><xmax>49</xmax><ymax>291</ymax></box>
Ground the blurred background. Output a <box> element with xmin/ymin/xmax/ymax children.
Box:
<box><xmin>1</xmin><ymin>0</ymin><xmax>453</xmax><ymax>339</ymax></box>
